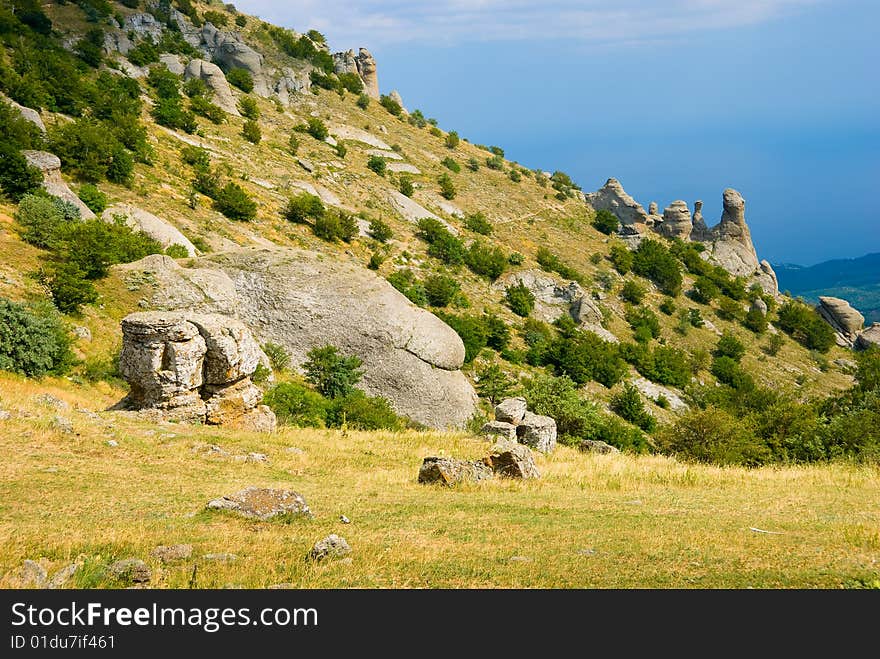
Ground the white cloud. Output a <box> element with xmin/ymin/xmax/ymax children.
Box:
<box><xmin>231</xmin><ymin>0</ymin><xmax>826</xmax><ymax>49</ymax></box>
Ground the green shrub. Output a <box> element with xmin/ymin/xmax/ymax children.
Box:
<box><xmin>505</xmin><ymin>283</ymin><xmax>535</xmax><ymax>317</ymax></box>
<box><xmin>262</xmin><ymin>342</ymin><xmax>290</xmax><ymax>372</ymax></box>
<box><xmin>203</xmin><ymin>10</ymin><xmax>230</xmax><ymax>27</ymax></box>
<box><xmin>485</xmin><ymin>154</ymin><xmax>504</xmax><ymax>170</ymax></box>
<box><xmin>508</xmin><ymin>168</ymin><xmax>521</xmax><ymax>183</ymax></box>
<box><xmin>126</xmin><ymin>38</ymin><xmax>159</xmax><ymax>66</ymax></box>
<box><xmin>398</xmin><ymin>176</ymin><xmax>414</xmax><ymax>197</ymax></box>
<box><xmin>716</xmin><ymin>296</ymin><xmax>743</xmax><ymax>321</ymax></box>
<box><xmin>288</xmin><ymin>134</ymin><xmax>300</xmax><ymax>154</ymax></box>
<box><xmin>435</xmin><ymin>312</ymin><xmax>488</xmax><ymax>363</ymax></box>
<box><xmin>775</xmin><ymin>299</ymin><xmax>836</xmax><ymax>353</ymax></box>
<box><xmin>609</xmin><ymin>244</ymin><xmax>633</xmax><ymax>274</ymax></box>
<box><xmin>283</xmin><ymin>192</ymin><xmax>324</xmax><ymax>224</ymax></box>
<box><xmin>151</xmin><ymin>97</ymin><xmax>197</xmax><ymax>134</ymax></box>
<box><xmin>535</xmin><ymin>247</ymin><xmax>585</xmax><ymax>284</ymax></box>
<box><xmin>0</xmin><ymin>298</ymin><xmax>73</xmax><ymax>376</ymax></box>
<box><xmin>48</xmin><ymin>118</ymin><xmax>133</xmax><ymax>183</ymax></box>
<box><xmin>592</xmin><ymin>209</ymin><xmax>619</xmax><ymax>235</ymax></box>
<box><xmin>659</xmin><ymin>298</ymin><xmax>676</xmax><ymax>315</ymax></box>
<box><xmin>466</xmin><ymin>158</ymin><xmax>480</xmax><ymax>172</ymax></box>
<box><xmin>43</xmin><ymin>261</ymin><xmax>98</xmax><ymax>314</ymax></box>
<box><xmin>688</xmin><ymin>308</ymin><xmax>704</xmax><ymax>328</ymax></box>
<box><xmin>0</xmin><ymin>143</ymin><xmax>42</xmax><ymax>202</ymax></box>
<box><xmin>76</xmin><ymin>184</ymin><xmax>107</xmax><ymax>214</ymax></box>
<box><xmin>483</xmin><ymin>314</ymin><xmax>510</xmax><ymax>351</ymax></box>
<box><xmin>711</xmin><ymin>355</ymin><xmax>753</xmax><ymax>389</ymax></box>
<box><xmin>508</xmin><ymin>252</ymin><xmax>525</xmax><ymax>266</ymax></box>
<box><xmin>416</xmin><ymin>218</ymin><xmax>465</xmax><ymax>265</ymax></box>
<box><xmin>691</xmin><ymin>276</ymin><xmax>720</xmax><ymax>304</ymax></box>
<box><xmin>337</xmin><ymin>72</ymin><xmax>364</xmax><ymax>94</ymax></box>
<box><xmin>213</xmin><ymin>182</ymin><xmax>257</xmax><ymax>221</ymax></box>
<box><xmin>632</xmin><ymin>239</ymin><xmax>683</xmax><ymax>296</ymax></box>
<box><xmin>238</xmin><ymin>96</ymin><xmax>260</xmax><ymax>119</ymax></box>
<box><xmin>180</xmin><ymin>146</ymin><xmax>211</xmax><ymax>169</ymax></box>
<box><xmin>620</xmin><ymin>343</ymin><xmax>691</xmax><ymax>388</ymax></box>
<box><xmin>368</xmin><ymin>217</ymin><xmax>393</xmax><ymax>242</ymax></box>
<box><xmin>626</xmin><ymin>306</ymin><xmax>660</xmax><ymax>342</ymax></box>
<box><xmin>441</xmin><ymin>156</ymin><xmax>460</xmax><ymax>173</ymax></box>
<box><xmin>549</xmin><ymin>328</ymin><xmax>627</xmax><ymax>387</ymax></box>
<box><xmin>264</xmin><ymin>381</ymin><xmax>327</xmax><ymax>428</ymax></box>
<box><xmin>464</xmin><ymin>212</ymin><xmax>492</xmax><ymax>235</ymax></box>
<box><xmin>379</xmin><ymin>94</ymin><xmax>402</xmax><ymax>116</ymax></box>
<box><xmin>610</xmin><ymin>383</ymin><xmax>656</xmax><ymax>432</ymax></box>
<box><xmin>621</xmin><ymin>279</ymin><xmax>646</xmax><ymax>304</ymax></box>
<box><xmin>715</xmin><ymin>332</ymin><xmax>746</xmax><ymax>362</ymax></box>
<box><xmin>465</xmin><ymin>241</ymin><xmax>507</xmax><ymax>281</ymax></box>
<box><xmin>368</xmin><ymin>252</ymin><xmax>385</xmax><ymax>270</ymax></box>
<box><xmin>326</xmin><ymin>390</ymin><xmax>404</xmax><ymax>431</ymax></box>
<box><xmin>657</xmin><ymin>405</ymin><xmax>767</xmax><ymax>466</ymax></box>
<box><xmin>356</xmin><ymin>94</ymin><xmax>369</xmax><ymax>109</ymax></box>
<box><xmin>438</xmin><ymin>173</ymin><xmax>456</xmax><ymax>200</ymax></box>
<box><xmin>303</xmin><ymin>345</ymin><xmax>364</xmax><ymax>399</ymax></box>
<box><xmin>764</xmin><ymin>333</ymin><xmax>785</xmax><ymax>356</ymax></box>
<box><xmin>305</xmin><ymin>117</ymin><xmax>329</xmax><ymax>140</ymax></box>
<box><xmin>445</xmin><ymin>131</ymin><xmax>460</xmax><ymax>149</ymax></box>
<box><xmin>367</xmin><ymin>155</ymin><xmax>386</xmax><ymax>176</ymax></box>
<box><xmin>743</xmin><ymin>307</ymin><xmax>768</xmax><ymax>334</ymax></box>
<box><xmin>15</xmin><ymin>193</ymin><xmax>67</xmax><ymax>249</ymax></box>
<box><xmin>424</xmin><ymin>274</ymin><xmax>460</xmax><ymax>307</ymax></box>
<box><xmin>313</xmin><ymin>211</ymin><xmax>358</xmax><ymax>243</ymax></box>
<box><xmin>57</xmin><ymin>216</ymin><xmax>162</xmax><ymax>280</ymax></box>
<box><xmin>241</xmin><ymin>119</ymin><xmax>261</xmax><ymax>144</ymax></box>
<box><xmin>164</xmin><ymin>244</ymin><xmax>189</xmax><ymax>258</ymax></box>
<box><xmin>225</xmin><ymin>67</ymin><xmax>254</xmax><ymax>93</ymax></box>
<box><xmin>387</xmin><ymin>269</ymin><xmax>427</xmax><ymax>306</ymax></box>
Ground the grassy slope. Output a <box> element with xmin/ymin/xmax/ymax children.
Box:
<box><xmin>0</xmin><ymin>1</ymin><xmax>875</xmax><ymax>588</ymax></box>
<box><xmin>1</xmin><ymin>373</ymin><xmax>878</xmax><ymax>589</ymax></box>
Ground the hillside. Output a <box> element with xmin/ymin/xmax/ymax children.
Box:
<box><xmin>0</xmin><ymin>0</ymin><xmax>878</xmax><ymax>589</ymax></box>
<box><xmin>775</xmin><ymin>253</ymin><xmax>880</xmax><ymax>323</ymax></box>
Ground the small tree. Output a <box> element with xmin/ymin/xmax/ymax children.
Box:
<box><xmin>226</xmin><ymin>67</ymin><xmax>254</xmax><ymax>93</ymax></box>
<box><xmin>621</xmin><ymin>279</ymin><xmax>647</xmax><ymax>305</ymax></box>
<box><xmin>238</xmin><ymin>96</ymin><xmax>260</xmax><ymax>119</ymax></box>
<box><xmin>283</xmin><ymin>192</ymin><xmax>325</xmax><ymax>224</ymax></box>
<box><xmin>715</xmin><ymin>332</ymin><xmax>746</xmax><ymax>362</ymax></box>
<box><xmin>424</xmin><ymin>274</ymin><xmax>460</xmax><ymax>307</ymax></box>
<box><xmin>398</xmin><ymin>175</ymin><xmax>414</xmax><ymax>197</ymax></box>
<box><xmin>438</xmin><ymin>173</ymin><xmax>456</xmax><ymax>200</ymax></box>
<box><xmin>356</xmin><ymin>94</ymin><xmax>370</xmax><ymax>109</ymax></box>
<box><xmin>303</xmin><ymin>345</ymin><xmax>364</xmax><ymax>399</ymax></box>
<box><xmin>592</xmin><ymin>209</ymin><xmax>619</xmax><ymax>235</ymax></box>
<box><xmin>367</xmin><ymin>155</ymin><xmax>386</xmax><ymax>176</ymax></box>
<box><xmin>464</xmin><ymin>212</ymin><xmax>492</xmax><ymax>235</ymax></box>
<box><xmin>476</xmin><ymin>363</ymin><xmax>515</xmax><ymax>405</ymax></box>
<box><xmin>609</xmin><ymin>243</ymin><xmax>633</xmax><ymax>274</ymax></box>
<box><xmin>242</xmin><ymin>119</ymin><xmax>261</xmax><ymax>144</ymax></box>
<box><xmin>611</xmin><ymin>383</ymin><xmax>656</xmax><ymax>432</ymax></box>
<box><xmin>505</xmin><ymin>283</ymin><xmax>536</xmax><ymax>317</ymax></box>
<box><xmin>441</xmin><ymin>157</ymin><xmax>461</xmax><ymax>173</ymax></box>
<box><xmin>306</xmin><ymin>117</ymin><xmax>329</xmax><ymax>140</ymax></box>
<box><xmin>445</xmin><ymin>131</ymin><xmax>460</xmax><ymax>149</ymax></box>
<box><xmin>368</xmin><ymin>217</ymin><xmax>393</xmax><ymax>242</ymax></box>
<box><xmin>213</xmin><ymin>182</ymin><xmax>257</xmax><ymax>221</ymax></box>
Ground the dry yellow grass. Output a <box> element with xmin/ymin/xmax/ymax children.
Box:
<box><xmin>1</xmin><ymin>373</ymin><xmax>877</xmax><ymax>589</ymax></box>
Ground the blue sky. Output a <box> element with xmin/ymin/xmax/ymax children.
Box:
<box><xmin>234</xmin><ymin>0</ymin><xmax>879</xmax><ymax>266</ymax></box>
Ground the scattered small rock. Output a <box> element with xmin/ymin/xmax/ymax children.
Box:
<box><xmin>578</xmin><ymin>440</ymin><xmax>620</xmax><ymax>455</ymax></box>
<box><xmin>151</xmin><ymin>544</ymin><xmax>193</xmax><ymax>563</ymax></box>
<box><xmin>285</xmin><ymin>447</ymin><xmax>305</xmax><ymax>455</ymax></box>
<box><xmin>0</xmin><ymin>410</ymin><xmax>11</xmax><ymax>421</ymax></box>
<box><xmin>245</xmin><ymin>452</ymin><xmax>268</xmax><ymax>463</ymax></box>
<box><xmin>109</xmin><ymin>558</ymin><xmax>151</xmax><ymax>584</ymax></box>
<box><xmin>508</xmin><ymin>556</ymin><xmax>532</xmax><ymax>563</ymax></box>
<box><xmin>576</xmin><ymin>548</ymin><xmax>596</xmax><ymax>556</ymax></box>
<box><xmin>19</xmin><ymin>560</ymin><xmax>48</xmax><ymax>588</ymax></box>
<box><xmin>206</xmin><ymin>487</ymin><xmax>312</xmax><ymax>521</ymax></box>
<box><xmin>47</xmin><ymin>563</ymin><xmax>79</xmax><ymax>589</ymax></box>
<box><xmin>51</xmin><ymin>415</ymin><xmax>74</xmax><ymax>435</ymax></box>
<box><xmin>107</xmin><ymin>440</ymin><xmax>119</xmax><ymax>447</ymax></box>
<box><xmin>297</xmin><ymin>158</ymin><xmax>315</xmax><ymax>173</ymax></box>
<box><xmin>418</xmin><ymin>457</ymin><xmax>492</xmax><ymax>486</ymax></box>
<box><xmin>34</xmin><ymin>394</ymin><xmax>69</xmax><ymax>410</ymax></box>
<box><xmin>307</xmin><ymin>534</ymin><xmax>351</xmax><ymax>563</ymax></box>
<box><xmin>76</xmin><ymin>407</ymin><xmax>100</xmax><ymax>419</ymax></box>
<box><xmin>268</xmin><ymin>583</ymin><xmax>294</xmax><ymax>589</ymax></box>
<box><xmin>73</xmin><ymin>326</ymin><xmax>92</xmax><ymax>341</ymax></box>
<box><xmin>203</xmin><ymin>553</ymin><xmax>237</xmax><ymax>562</ymax></box>
<box><xmin>339</xmin><ymin>515</ymin><xmax>351</xmax><ymax>524</ymax></box>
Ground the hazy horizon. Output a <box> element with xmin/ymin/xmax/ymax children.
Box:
<box><xmin>233</xmin><ymin>0</ymin><xmax>880</xmax><ymax>267</ymax></box>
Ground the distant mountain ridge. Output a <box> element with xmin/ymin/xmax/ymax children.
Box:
<box><xmin>774</xmin><ymin>252</ymin><xmax>880</xmax><ymax>323</ymax></box>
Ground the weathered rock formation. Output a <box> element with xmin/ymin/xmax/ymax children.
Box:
<box><xmin>333</xmin><ymin>50</ymin><xmax>359</xmax><ymax>75</ymax></box>
<box><xmin>184</xmin><ymin>59</ymin><xmax>240</xmax><ymax>116</ymax></box>
<box><xmin>646</xmin><ymin>201</ymin><xmax>662</xmax><ymax>227</ymax></box>
<box><xmin>483</xmin><ymin>441</ymin><xmax>540</xmax><ymax>479</ymax></box>
<box><xmin>201</xmin><ymin>23</ymin><xmax>269</xmax><ymax>96</ymax></box>
<box><xmin>274</xmin><ymin>68</ymin><xmax>311</xmax><ymax>105</ymax></box>
<box><xmin>658</xmin><ymin>200</ymin><xmax>692</xmax><ymax>241</ymax></box>
<box><xmin>691</xmin><ymin>200</ymin><xmax>711</xmax><ymax>241</ymax></box>
<box><xmin>159</xmin><ymin>53</ymin><xmax>185</xmax><ymax>76</ymax></box>
<box><xmin>387</xmin><ymin>190</ymin><xmax>457</xmax><ymax>232</ymax></box>
<box><xmin>418</xmin><ymin>457</ymin><xmax>492</xmax><ymax>485</ymax></box>
<box><xmin>817</xmin><ymin>296</ymin><xmax>865</xmax><ymax>346</ymax></box>
<box><xmin>481</xmin><ymin>397</ymin><xmax>557</xmax><ymax>454</ymax></box>
<box><xmin>584</xmin><ymin>178</ymin><xmax>649</xmax><ymax>231</ymax></box>
<box><xmin>21</xmin><ymin>151</ymin><xmax>95</xmax><ymax>219</ymax></box>
<box><xmin>856</xmin><ymin>323</ymin><xmax>880</xmax><ymax>350</ymax></box>
<box><xmin>115</xmin><ymin>249</ymin><xmax>478</xmax><ymax>429</ymax></box>
<box><xmin>706</xmin><ymin>188</ymin><xmax>759</xmax><ymax>277</ymax></box>
<box><xmin>389</xmin><ymin>90</ymin><xmax>407</xmax><ymax>113</ymax></box>
<box><xmin>103</xmin><ymin>204</ymin><xmax>197</xmax><ymax>256</ymax></box>
<box><xmin>118</xmin><ymin>311</ymin><xmax>275</xmax><ymax>431</ymax></box>
<box><xmin>1</xmin><ymin>94</ymin><xmax>45</xmax><ymax>132</ymax></box>
<box><xmin>356</xmin><ymin>48</ymin><xmax>379</xmax><ymax>99</ymax></box>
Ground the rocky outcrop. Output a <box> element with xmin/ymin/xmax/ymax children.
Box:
<box><xmin>691</xmin><ymin>200</ymin><xmax>711</xmax><ymax>241</ymax></box>
<box><xmin>706</xmin><ymin>188</ymin><xmax>759</xmax><ymax>277</ymax></box>
<box><xmin>21</xmin><ymin>151</ymin><xmax>95</xmax><ymax>219</ymax></box>
<box><xmin>333</xmin><ymin>50</ymin><xmax>359</xmax><ymax>75</ymax></box>
<box><xmin>418</xmin><ymin>457</ymin><xmax>492</xmax><ymax>485</ymax></box>
<box><xmin>389</xmin><ymin>90</ymin><xmax>407</xmax><ymax>113</ymax></box>
<box><xmin>355</xmin><ymin>48</ymin><xmax>379</xmax><ymax>99</ymax></box>
<box><xmin>856</xmin><ymin>323</ymin><xmax>880</xmax><ymax>350</ymax></box>
<box><xmin>486</xmin><ymin>398</ymin><xmax>557</xmax><ymax>454</ymax></box>
<box><xmin>118</xmin><ymin>311</ymin><xmax>275</xmax><ymax>430</ymax></box>
<box><xmin>646</xmin><ymin>201</ymin><xmax>662</xmax><ymax>227</ymax></box>
<box><xmin>184</xmin><ymin>59</ymin><xmax>241</xmax><ymax>116</ymax></box>
<box><xmin>103</xmin><ymin>203</ymin><xmax>197</xmax><ymax>256</ymax></box>
<box><xmin>494</xmin><ymin>397</ymin><xmax>528</xmax><ymax>424</ymax></box>
<box><xmin>115</xmin><ymin>249</ymin><xmax>478</xmax><ymax>429</ymax></box>
<box><xmin>159</xmin><ymin>54</ymin><xmax>185</xmax><ymax>76</ymax></box>
<box><xmin>480</xmin><ymin>420</ymin><xmax>518</xmax><ymax>441</ymax></box>
<box><xmin>387</xmin><ymin>190</ymin><xmax>457</xmax><ymax>233</ymax></box>
<box><xmin>756</xmin><ymin>260</ymin><xmax>780</xmax><ymax>298</ymax></box>
<box><xmin>1</xmin><ymin>94</ymin><xmax>45</xmax><ymax>132</ymax></box>
<box><xmin>658</xmin><ymin>200</ymin><xmax>692</xmax><ymax>241</ymax></box>
<box><xmin>483</xmin><ymin>441</ymin><xmax>540</xmax><ymax>479</ymax></box>
<box><xmin>584</xmin><ymin>178</ymin><xmax>649</xmax><ymax>231</ymax></box>
<box><xmin>817</xmin><ymin>296</ymin><xmax>865</xmax><ymax>345</ymax></box>
<box><xmin>199</xmin><ymin>23</ymin><xmax>269</xmax><ymax>95</ymax></box>
<box><xmin>274</xmin><ymin>67</ymin><xmax>311</xmax><ymax>105</ymax></box>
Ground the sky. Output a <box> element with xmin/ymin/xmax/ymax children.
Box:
<box><xmin>233</xmin><ymin>0</ymin><xmax>879</xmax><ymax>266</ymax></box>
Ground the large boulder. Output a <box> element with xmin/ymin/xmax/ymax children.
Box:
<box><xmin>119</xmin><ymin>311</ymin><xmax>275</xmax><ymax>429</ymax></box>
<box><xmin>817</xmin><ymin>296</ymin><xmax>864</xmax><ymax>342</ymax></box>
<box><xmin>184</xmin><ymin>59</ymin><xmax>240</xmax><ymax>116</ymax></box>
<box><xmin>418</xmin><ymin>457</ymin><xmax>492</xmax><ymax>485</ymax></box>
<box><xmin>207</xmin><ymin>487</ymin><xmax>311</xmax><ymax>521</ymax></box>
<box><xmin>201</xmin><ymin>24</ymin><xmax>269</xmax><ymax>96</ymax></box>
<box><xmin>103</xmin><ymin>203</ymin><xmax>197</xmax><ymax>256</ymax></box>
<box><xmin>1</xmin><ymin>93</ymin><xmax>45</xmax><ymax>132</ymax></box>
<box><xmin>274</xmin><ymin>67</ymin><xmax>311</xmax><ymax>105</ymax></box>
<box><xmin>516</xmin><ymin>412</ymin><xmax>557</xmax><ymax>454</ymax></box>
<box><xmin>856</xmin><ymin>323</ymin><xmax>880</xmax><ymax>350</ymax></box>
<box><xmin>584</xmin><ymin>178</ymin><xmax>649</xmax><ymax>230</ymax></box>
<box><xmin>114</xmin><ymin>248</ymin><xmax>478</xmax><ymax>429</ymax></box>
<box><xmin>333</xmin><ymin>50</ymin><xmax>359</xmax><ymax>75</ymax></box>
<box><xmin>494</xmin><ymin>397</ymin><xmax>528</xmax><ymax>425</ymax></box>
<box><xmin>705</xmin><ymin>188</ymin><xmax>760</xmax><ymax>277</ymax></box>
<box><xmin>355</xmin><ymin>48</ymin><xmax>379</xmax><ymax>99</ymax></box>
<box><xmin>21</xmin><ymin>151</ymin><xmax>95</xmax><ymax>219</ymax></box>
<box><xmin>483</xmin><ymin>441</ymin><xmax>540</xmax><ymax>480</ymax></box>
